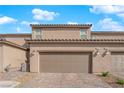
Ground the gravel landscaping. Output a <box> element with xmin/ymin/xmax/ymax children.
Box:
<box><xmin>98</xmin><ymin>74</ymin><xmax>124</xmax><ymax>88</ymax></box>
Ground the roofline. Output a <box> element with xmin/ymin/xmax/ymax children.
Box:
<box><xmin>25</xmin><ymin>39</ymin><xmax>124</xmax><ymax>44</ymax></box>
<box><xmin>0</xmin><ymin>39</ymin><xmax>27</xmax><ymax>50</ymax></box>
<box><xmin>30</xmin><ymin>24</ymin><xmax>92</xmax><ymax>28</ymax></box>
<box><xmin>0</xmin><ymin>33</ymin><xmax>31</xmax><ymax>37</ymax></box>
<box><xmin>92</xmin><ymin>31</ymin><xmax>124</xmax><ymax>35</ymax></box>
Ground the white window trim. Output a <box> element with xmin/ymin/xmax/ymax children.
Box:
<box><xmin>80</xmin><ymin>29</ymin><xmax>87</xmax><ymax>39</ymax></box>
<box><xmin>35</xmin><ymin>28</ymin><xmax>42</xmax><ymax>39</ymax></box>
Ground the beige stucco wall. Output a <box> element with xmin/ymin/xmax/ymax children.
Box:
<box><xmin>0</xmin><ymin>44</ymin><xmax>3</xmax><ymax>72</ymax></box>
<box><xmin>29</xmin><ymin>42</ymin><xmax>123</xmax><ymax>73</ymax></box>
<box><xmin>0</xmin><ymin>44</ymin><xmax>27</xmax><ymax>72</ymax></box>
<box><xmin>32</xmin><ymin>27</ymin><xmax>91</xmax><ymax>39</ymax></box>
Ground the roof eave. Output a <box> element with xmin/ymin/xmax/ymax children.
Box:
<box><xmin>25</xmin><ymin>39</ymin><xmax>124</xmax><ymax>44</ymax></box>
<box><xmin>30</xmin><ymin>24</ymin><xmax>92</xmax><ymax>28</ymax></box>
<box><xmin>0</xmin><ymin>40</ymin><xmax>27</xmax><ymax>50</ymax></box>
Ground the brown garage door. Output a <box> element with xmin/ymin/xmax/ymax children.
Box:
<box><xmin>111</xmin><ymin>52</ymin><xmax>124</xmax><ymax>72</ymax></box>
<box><xmin>39</xmin><ymin>52</ymin><xmax>92</xmax><ymax>73</ymax></box>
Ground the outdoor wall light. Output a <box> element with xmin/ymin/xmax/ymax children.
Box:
<box><xmin>96</xmin><ymin>50</ymin><xmax>100</xmax><ymax>55</ymax></box>
<box><xmin>105</xmin><ymin>50</ymin><xmax>110</xmax><ymax>55</ymax></box>
<box><xmin>104</xmin><ymin>48</ymin><xmax>110</xmax><ymax>55</ymax></box>
<box><xmin>94</xmin><ymin>48</ymin><xmax>100</xmax><ymax>56</ymax></box>
<box><xmin>30</xmin><ymin>50</ymin><xmax>35</xmax><ymax>57</ymax></box>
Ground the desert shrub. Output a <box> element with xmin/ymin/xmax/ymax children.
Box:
<box><xmin>116</xmin><ymin>79</ymin><xmax>124</xmax><ymax>85</ymax></box>
<box><xmin>101</xmin><ymin>71</ymin><xmax>109</xmax><ymax>77</ymax></box>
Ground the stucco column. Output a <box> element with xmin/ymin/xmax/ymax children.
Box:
<box><xmin>92</xmin><ymin>48</ymin><xmax>111</xmax><ymax>73</ymax></box>
<box><xmin>92</xmin><ymin>49</ymin><xmax>102</xmax><ymax>73</ymax></box>
<box><xmin>0</xmin><ymin>44</ymin><xmax>3</xmax><ymax>72</ymax></box>
<box><xmin>30</xmin><ymin>50</ymin><xmax>39</xmax><ymax>72</ymax></box>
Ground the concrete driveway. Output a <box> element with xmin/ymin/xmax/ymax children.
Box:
<box><xmin>0</xmin><ymin>81</ymin><xmax>20</xmax><ymax>88</ymax></box>
<box><xmin>112</xmin><ymin>72</ymin><xmax>124</xmax><ymax>79</ymax></box>
<box><xmin>21</xmin><ymin>73</ymin><xmax>111</xmax><ymax>88</ymax></box>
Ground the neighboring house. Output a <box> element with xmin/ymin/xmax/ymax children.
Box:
<box><xmin>0</xmin><ymin>39</ymin><xmax>27</xmax><ymax>72</ymax></box>
<box><xmin>0</xmin><ymin>34</ymin><xmax>31</xmax><ymax>47</ymax></box>
<box><xmin>1</xmin><ymin>24</ymin><xmax>124</xmax><ymax>73</ymax></box>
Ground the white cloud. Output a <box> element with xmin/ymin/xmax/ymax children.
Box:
<box><xmin>90</xmin><ymin>5</ymin><xmax>124</xmax><ymax>14</ymax></box>
<box><xmin>85</xmin><ymin>22</ymin><xmax>92</xmax><ymax>24</ymax></box>
<box><xmin>67</xmin><ymin>21</ymin><xmax>78</xmax><ymax>24</ymax></box>
<box><xmin>21</xmin><ymin>21</ymin><xmax>39</xmax><ymax>25</ymax></box>
<box><xmin>97</xmin><ymin>18</ymin><xmax>124</xmax><ymax>31</ymax></box>
<box><xmin>32</xmin><ymin>9</ymin><xmax>59</xmax><ymax>21</ymax></box>
<box><xmin>16</xmin><ymin>27</ymin><xmax>29</xmax><ymax>33</ymax></box>
<box><xmin>16</xmin><ymin>27</ymin><xmax>21</xmax><ymax>33</ymax></box>
<box><xmin>90</xmin><ymin>5</ymin><xmax>124</xmax><ymax>19</ymax></box>
<box><xmin>16</xmin><ymin>27</ymin><xmax>31</xmax><ymax>33</ymax></box>
<box><xmin>0</xmin><ymin>16</ymin><xmax>17</xmax><ymax>25</ymax></box>
<box><xmin>117</xmin><ymin>13</ymin><xmax>124</xmax><ymax>18</ymax></box>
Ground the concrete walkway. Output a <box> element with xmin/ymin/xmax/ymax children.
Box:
<box><xmin>112</xmin><ymin>72</ymin><xmax>124</xmax><ymax>79</ymax></box>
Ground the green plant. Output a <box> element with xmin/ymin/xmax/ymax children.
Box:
<box><xmin>101</xmin><ymin>71</ymin><xmax>109</xmax><ymax>77</ymax></box>
<box><xmin>116</xmin><ymin>79</ymin><xmax>124</xmax><ymax>85</ymax></box>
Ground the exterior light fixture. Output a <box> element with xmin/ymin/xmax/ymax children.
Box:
<box><xmin>30</xmin><ymin>50</ymin><xmax>35</xmax><ymax>57</ymax></box>
<box><xmin>104</xmin><ymin>48</ymin><xmax>110</xmax><ymax>55</ymax></box>
<box><xmin>94</xmin><ymin>48</ymin><xmax>100</xmax><ymax>56</ymax></box>
<box><xmin>96</xmin><ymin>51</ymin><xmax>100</xmax><ymax>55</ymax></box>
<box><xmin>105</xmin><ymin>50</ymin><xmax>110</xmax><ymax>55</ymax></box>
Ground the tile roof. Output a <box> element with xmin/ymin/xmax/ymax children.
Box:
<box><xmin>25</xmin><ymin>39</ymin><xmax>124</xmax><ymax>44</ymax></box>
<box><xmin>0</xmin><ymin>34</ymin><xmax>31</xmax><ymax>37</ymax></box>
<box><xmin>92</xmin><ymin>31</ymin><xmax>124</xmax><ymax>35</ymax></box>
<box><xmin>30</xmin><ymin>24</ymin><xmax>92</xmax><ymax>28</ymax></box>
<box><xmin>0</xmin><ymin>39</ymin><xmax>27</xmax><ymax>50</ymax></box>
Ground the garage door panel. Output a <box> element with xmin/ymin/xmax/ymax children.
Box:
<box><xmin>40</xmin><ymin>52</ymin><xmax>91</xmax><ymax>73</ymax></box>
<box><xmin>111</xmin><ymin>52</ymin><xmax>124</xmax><ymax>72</ymax></box>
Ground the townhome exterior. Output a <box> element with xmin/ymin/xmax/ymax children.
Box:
<box><xmin>26</xmin><ymin>24</ymin><xmax>124</xmax><ymax>73</ymax></box>
<box><xmin>1</xmin><ymin>24</ymin><xmax>124</xmax><ymax>73</ymax></box>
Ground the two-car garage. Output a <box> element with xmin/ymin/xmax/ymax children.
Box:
<box><xmin>39</xmin><ymin>52</ymin><xmax>124</xmax><ymax>73</ymax></box>
<box><xmin>39</xmin><ymin>52</ymin><xmax>92</xmax><ymax>73</ymax></box>
<box><xmin>27</xmin><ymin>39</ymin><xmax>124</xmax><ymax>73</ymax></box>
<box><xmin>111</xmin><ymin>52</ymin><xmax>124</xmax><ymax>72</ymax></box>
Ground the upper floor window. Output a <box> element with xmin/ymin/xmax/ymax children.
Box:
<box><xmin>80</xmin><ymin>29</ymin><xmax>87</xmax><ymax>39</ymax></box>
<box><xmin>34</xmin><ymin>28</ymin><xmax>42</xmax><ymax>39</ymax></box>
<box><xmin>91</xmin><ymin>35</ymin><xmax>96</xmax><ymax>39</ymax></box>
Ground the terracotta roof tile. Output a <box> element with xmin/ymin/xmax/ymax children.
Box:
<box><xmin>92</xmin><ymin>31</ymin><xmax>124</xmax><ymax>35</ymax></box>
<box><xmin>30</xmin><ymin>24</ymin><xmax>92</xmax><ymax>28</ymax></box>
<box><xmin>25</xmin><ymin>39</ymin><xmax>124</xmax><ymax>44</ymax></box>
<box><xmin>0</xmin><ymin>34</ymin><xmax>31</xmax><ymax>37</ymax></box>
<box><xmin>0</xmin><ymin>39</ymin><xmax>27</xmax><ymax>50</ymax></box>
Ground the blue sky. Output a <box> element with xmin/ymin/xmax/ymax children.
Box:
<box><xmin>0</xmin><ymin>5</ymin><xmax>124</xmax><ymax>33</ymax></box>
